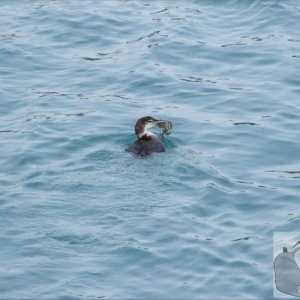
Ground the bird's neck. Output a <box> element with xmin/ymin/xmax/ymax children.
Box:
<box><xmin>139</xmin><ymin>130</ymin><xmax>155</xmax><ymax>140</ymax></box>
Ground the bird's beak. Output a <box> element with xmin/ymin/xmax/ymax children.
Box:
<box><xmin>153</xmin><ymin>119</ymin><xmax>165</xmax><ymax>125</ymax></box>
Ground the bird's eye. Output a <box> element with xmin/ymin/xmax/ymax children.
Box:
<box><xmin>149</xmin><ymin>119</ymin><xmax>153</xmax><ymax>123</ymax></box>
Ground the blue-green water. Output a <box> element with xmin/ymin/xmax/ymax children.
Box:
<box><xmin>1</xmin><ymin>0</ymin><xmax>300</xmax><ymax>298</ymax></box>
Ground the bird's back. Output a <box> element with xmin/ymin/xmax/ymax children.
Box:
<box><xmin>126</xmin><ymin>135</ymin><xmax>165</xmax><ymax>157</ymax></box>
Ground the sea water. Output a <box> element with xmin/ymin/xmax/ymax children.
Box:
<box><xmin>1</xmin><ymin>0</ymin><xmax>300</xmax><ymax>298</ymax></box>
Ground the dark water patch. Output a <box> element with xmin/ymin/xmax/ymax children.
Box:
<box><xmin>221</xmin><ymin>42</ymin><xmax>247</xmax><ymax>47</ymax></box>
<box><xmin>97</xmin><ymin>52</ymin><xmax>120</xmax><ymax>56</ymax></box>
<box><xmin>229</xmin><ymin>87</ymin><xmax>244</xmax><ymax>90</ymax></box>
<box><xmin>185</xmin><ymin>8</ymin><xmax>204</xmax><ymax>14</ymax></box>
<box><xmin>256</xmin><ymin>184</ymin><xmax>276</xmax><ymax>190</ymax></box>
<box><xmin>0</xmin><ymin>33</ymin><xmax>18</xmax><ymax>42</ymax></box>
<box><xmin>288</xmin><ymin>215</ymin><xmax>300</xmax><ymax>222</ymax></box>
<box><xmin>126</xmin><ymin>30</ymin><xmax>161</xmax><ymax>44</ymax></box>
<box><xmin>151</xmin><ymin>8</ymin><xmax>168</xmax><ymax>15</ymax></box>
<box><xmin>25</xmin><ymin>114</ymin><xmax>53</xmax><ymax>122</ymax></box>
<box><xmin>64</xmin><ymin>111</ymin><xmax>93</xmax><ymax>117</ymax></box>
<box><xmin>176</xmin><ymin>74</ymin><xmax>217</xmax><ymax>84</ymax></box>
<box><xmin>80</xmin><ymin>51</ymin><xmax>120</xmax><ymax>62</ymax></box>
<box><xmin>0</xmin><ymin>130</ymin><xmax>19</xmax><ymax>133</ymax></box>
<box><xmin>268</xmin><ymin>170</ymin><xmax>300</xmax><ymax>174</ymax></box>
<box><xmin>81</xmin><ymin>57</ymin><xmax>102</xmax><ymax>61</ymax></box>
<box><xmin>31</xmin><ymin>91</ymin><xmax>84</xmax><ymax>98</ymax></box>
<box><xmin>232</xmin><ymin>236</ymin><xmax>260</xmax><ymax>242</ymax></box>
<box><xmin>233</xmin><ymin>122</ymin><xmax>258</xmax><ymax>126</ymax></box>
<box><xmin>266</xmin><ymin>170</ymin><xmax>300</xmax><ymax>179</ymax></box>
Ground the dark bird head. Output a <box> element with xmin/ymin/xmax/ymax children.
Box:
<box><xmin>134</xmin><ymin>116</ymin><xmax>165</xmax><ymax>138</ymax></box>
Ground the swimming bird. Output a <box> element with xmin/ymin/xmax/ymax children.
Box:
<box><xmin>126</xmin><ymin>116</ymin><xmax>172</xmax><ymax>157</ymax></box>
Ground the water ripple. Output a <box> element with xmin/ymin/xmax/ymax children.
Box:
<box><xmin>1</xmin><ymin>0</ymin><xmax>299</xmax><ymax>298</ymax></box>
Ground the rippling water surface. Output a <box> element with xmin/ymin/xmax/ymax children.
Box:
<box><xmin>1</xmin><ymin>0</ymin><xmax>300</xmax><ymax>298</ymax></box>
